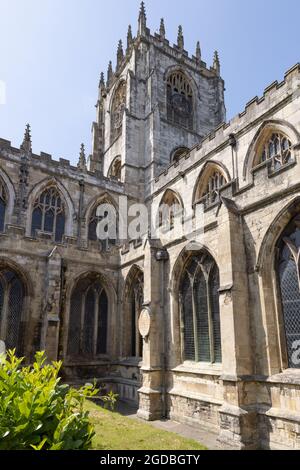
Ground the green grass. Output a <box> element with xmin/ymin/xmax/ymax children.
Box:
<box><xmin>85</xmin><ymin>400</ymin><xmax>206</xmax><ymax>451</ymax></box>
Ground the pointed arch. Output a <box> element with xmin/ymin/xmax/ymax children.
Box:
<box><xmin>110</xmin><ymin>79</ymin><xmax>127</xmax><ymax>143</ymax></box>
<box><xmin>63</xmin><ymin>269</ymin><xmax>117</xmax><ymax>361</ymax></box>
<box><xmin>192</xmin><ymin>160</ymin><xmax>230</xmax><ymax>206</ymax></box>
<box><xmin>0</xmin><ymin>166</ymin><xmax>16</xmax><ymax>228</ymax></box>
<box><xmin>243</xmin><ymin>119</ymin><xmax>300</xmax><ymax>180</ymax></box>
<box><xmin>256</xmin><ymin>196</ymin><xmax>300</xmax><ymax>273</ymax></box>
<box><xmin>26</xmin><ymin>177</ymin><xmax>75</xmax><ymax>238</ymax></box>
<box><xmin>170</xmin><ymin>242</ymin><xmax>221</xmax><ymax>365</ymax></box>
<box><xmin>0</xmin><ymin>258</ymin><xmax>34</xmax><ymax>356</ymax></box>
<box><xmin>165</xmin><ymin>67</ymin><xmax>195</xmax><ymax>130</ymax></box>
<box><xmin>83</xmin><ymin>192</ymin><xmax>119</xmax><ymax>248</ymax></box>
<box><xmin>158</xmin><ymin>188</ymin><xmax>184</xmax><ymax>230</ymax></box>
<box><xmin>123</xmin><ymin>264</ymin><xmax>144</xmax><ymax>358</ymax></box>
<box><xmin>255</xmin><ymin>196</ymin><xmax>300</xmax><ymax>372</ymax></box>
<box><xmin>107</xmin><ymin>156</ymin><xmax>122</xmax><ymax>180</ymax></box>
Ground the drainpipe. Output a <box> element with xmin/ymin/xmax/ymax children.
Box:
<box><xmin>156</xmin><ymin>248</ymin><xmax>169</xmax><ymax>419</ymax></box>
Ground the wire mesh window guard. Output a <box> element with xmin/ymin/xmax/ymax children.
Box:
<box><xmin>0</xmin><ymin>269</ymin><xmax>24</xmax><ymax>355</ymax></box>
<box><xmin>67</xmin><ymin>277</ymin><xmax>108</xmax><ymax>359</ymax></box>
<box><xmin>277</xmin><ymin>215</ymin><xmax>300</xmax><ymax>368</ymax></box>
<box><xmin>31</xmin><ymin>186</ymin><xmax>65</xmax><ymax>242</ymax></box>
<box><xmin>259</xmin><ymin>132</ymin><xmax>292</xmax><ymax>171</ymax></box>
<box><xmin>167</xmin><ymin>71</ymin><xmax>193</xmax><ymax>130</ymax></box>
<box><xmin>0</xmin><ymin>182</ymin><xmax>6</xmax><ymax>232</ymax></box>
<box><xmin>111</xmin><ymin>81</ymin><xmax>126</xmax><ymax>143</ymax></box>
<box><xmin>180</xmin><ymin>253</ymin><xmax>222</xmax><ymax>363</ymax></box>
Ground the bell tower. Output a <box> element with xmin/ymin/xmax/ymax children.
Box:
<box><xmin>90</xmin><ymin>2</ymin><xmax>226</xmax><ymax>198</ymax></box>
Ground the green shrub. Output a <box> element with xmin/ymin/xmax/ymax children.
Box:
<box><xmin>0</xmin><ymin>350</ymin><xmax>116</xmax><ymax>450</ymax></box>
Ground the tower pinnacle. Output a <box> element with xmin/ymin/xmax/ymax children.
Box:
<box><xmin>177</xmin><ymin>25</ymin><xmax>184</xmax><ymax>50</ymax></box>
<box><xmin>196</xmin><ymin>41</ymin><xmax>201</xmax><ymax>62</ymax></box>
<box><xmin>138</xmin><ymin>2</ymin><xmax>147</xmax><ymax>35</ymax></box>
<box><xmin>159</xmin><ymin>18</ymin><xmax>165</xmax><ymax>39</ymax></box>
<box><xmin>107</xmin><ymin>61</ymin><xmax>113</xmax><ymax>87</ymax></box>
<box><xmin>77</xmin><ymin>143</ymin><xmax>87</xmax><ymax>171</ymax></box>
<box><xmin>127</xmin><ymin>25</ymin><xmax>133</xmax><ymax>53</ymax></box>
<box><xmin>117</xmin><ymin>40</ymin><xmax>124</xmax><ymax>70</ymax></box>
<box><xmin>213</xmin><ymin>50</ymin><xmax>220</xmax><ymax>75</ymax></box>
<box><xmin>20</xmin><ymin>123</ymin><xmax>32</xmax><ymax>154</ymax></box>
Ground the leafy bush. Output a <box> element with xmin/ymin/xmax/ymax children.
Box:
<box><xmin>0</xmin><ymin>350</ymin><xmax>116</xmax><ymax>450</ymax></box>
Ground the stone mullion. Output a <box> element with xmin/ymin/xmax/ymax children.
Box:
<box><xmin>0</xmin><ymin>281</ymin><xmax>9</xmax><ymax>341</ymax></box>
<box><xmin>206</xmin><ymin>268</ymin><xmax>215</xmax><ymax>364</ymax></box>
<box><xmin>79</xmin><ymin>290</ymin><xmax>86</xmax><ymax>354</ymax></box>
<box><xmin>191</xmin><ymin>275</ymin><xmax>199</xmax><ymax>362</ymax></box>
<box><xmin>93</xmin><ymin>289</ymin><xmax>99</xmax><ymax>357</ymax></box>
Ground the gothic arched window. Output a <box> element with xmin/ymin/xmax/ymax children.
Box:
<box><xmin>179</xmin><ymin>252</ymin><xmax>222</xmax><ymax>363</ymax></box>
<box><xmin>159</xmin><ymin>190</ymin><xmax>183</xmax><ymax>230</ymax></box>
<box><xmin>67</xmin><ymin>276</ymin><xmax>108</xmax><ymax>359</ymax></box>
<box><xmin>256</xmin><ymin>132</ymin><xmax>293</xmax><ymax>171</ymax></box>
<box><xmin>111</xmin><ymin>81</ymin><xmax>126</xmax><ymax>143</ymax></box>
<box><xmin>195</xmin><ymin>165</ymin><xmax>227</xmax><ymax>208</ymax></box>
<box><xmin>0</xmin><ymin>268</ymin><xmax>24</xmax><ymax>355</ymax></box>
<box><xmin>31</xmin><ymin>186</ymin><xmax>65</xmax><ymax>242</ymax></box>
<box><xmin>167</xmin><ymin>71</ymin><xmax>193</xmax><ymax>130</ymax></box>
<box><xmin>108</xmin><ymin>156</ymin><xmax>122</xmax><ymax>181</ymax></box>
<box><xmin>277</xmin><ymin>215</ymin><xmax>300</xmax><ymax>368</ymax></box>
<box><xmin>130</xmin><ymin>271</ymin><xmax>143</xmax><ymax>358</ymax></box>
<box><xmin>0</xmin><ymin>181</ymin><xmax>7</xmax><ymax>232</ymax></box>
<box><xmin>88</xmin><ymin>201</ymin><xmax>117</xmax><ymax>251</ymax></box>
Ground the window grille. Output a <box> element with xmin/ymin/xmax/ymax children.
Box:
<box><xmin>259</xmin><ymin>132</ymin><xmax>292</xmax><ymax>171</ymax></box>
<box><xmin>67</xmin><ymin>276</ymin><xmax>108</xmax><ymax>359</ymax></box>
<box><xmin>167</xmin><ymin>71</ymin><xmax>193</xmax><ymax>130</ymax></box>
<box><xmin>277</xmin><ymin>215</ymin><xmax>300</xmax><ymax>368</ymax></box>
<box><xmin>0</xmin><ymin>269</ymin><xmax>24</xmax><ymax>355</ymax></box>
<box><xmin>31</xmin><ymin>186</ymin><xmax>65</xmax><ymax>242</ymax></box>
<box><xmin>180</xmin><ymin>253</ymin><xmax>222</xmax><ymax>363</ymax></box>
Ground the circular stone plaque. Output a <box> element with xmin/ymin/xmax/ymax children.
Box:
<box><xmin>138</xmin><ymin>308</ymin><xmax>151</xmax><ymax>338</ymax></box>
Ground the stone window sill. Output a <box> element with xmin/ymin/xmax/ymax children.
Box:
<box><xmin>267</xmin><ymin>368</ymin><xmax>300</xmax><ymax>386</ymax></box>
<box><xmin>172</xmin><ymin>362</ymin><xmax>222</xmax><ymax>376</ymax></box>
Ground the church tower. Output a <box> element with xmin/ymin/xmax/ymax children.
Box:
<box><xmin>90</xmin><ymin>2</ymin><xmax>226</xmax><ymax>198</ymax></box>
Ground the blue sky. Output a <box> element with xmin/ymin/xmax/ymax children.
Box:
<box><xmin>0</xmin><ymin>0</ymin><xmax>299</xmax><ymax>164</ymax></box>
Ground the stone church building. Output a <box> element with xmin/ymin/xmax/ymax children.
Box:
<box><xmin>1</xmin><ymin>3</ymin><xmax>300</xmax><ymax>450</ymax></box>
